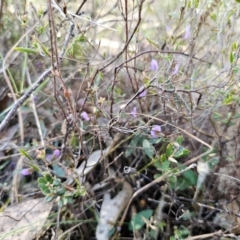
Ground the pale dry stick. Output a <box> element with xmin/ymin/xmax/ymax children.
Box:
<box><xmin>213</xmin><ymin>172</ymin><xmax>240</xmax><ymax>184</ymax></box>
<box><xmin>69</xmin><ymin>13</ymin><xmax>117</xmax><ymax>31</ymax></box>
<box><xmin>0</xmin><ymin>67</ymin><xmax>51</xmax><ymax>133</ymax></box>
<box><xmin>117</xmin><ymin>163</ymin><xmax>197</xmax><ymax>229</ymax></box>
<box><xmin>53</xmin><ymin>0</ymin><xmax>115</xmax><ymax>31</ymax></box>
<box><xmin>26</xmin><ymin>69</ymin><xmax>45</xmax><ymax>147</ymax></box>
<box><xmin>185</xmin><ymin>230</ymin><xmax>223</xmax><ymax>240</ymax></box>
<box><xmin>11</xmin><ymin>155</ymin><xmax>24</xmax><ymax>204</ymax></box>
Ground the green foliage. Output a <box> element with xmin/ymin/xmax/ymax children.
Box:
<box><xmin>170</xmin><ymin>225</ymin><xmax>190</xmax><ymax>240</ymax></box>
<box><xmin>129</xmin><ymin>209</ymin><xmax>153</xmax><ymax>231</ymax></box>
<box><xmin>125</xmin><ymin>134</ymin><xmax>144</xmax><ymax>157</ymax></box>
<box><xmin>142</xmin><ymin>139</ymin><xmax>155</xmax><ymax>158</ymax></box>
<box><xmin>19</xmin><ymin>148</ymin><xmax>33</xmax><ymax>161</ymax></box>
<box><xmin>67</xmin><ymin>35</ymin><xmax>88</xmax><ymax>58</ymax></box>
<box><xmin>38</xmin><ymin>172</ymin><xmax>86</xmax><ymax>208</ymax></box>
<box><xmin>153</xmin><ymin>136</ymin><xmax>195</xmax><ymax>191</ymax></box>
<box><xmin>14</xmin><ymin>47</ymin><xmax>39</xmax><ymax>55</ymax></box>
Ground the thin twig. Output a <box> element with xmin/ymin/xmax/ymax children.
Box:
<box><xmin>0</xmin><ymin>11</ymin><xmax>75</xmax><ymax>133</ymax></box>
<box><xmin>0</xmin><ymin>67</ymin><xmax>51</xmax><ymax>133</ymax></box>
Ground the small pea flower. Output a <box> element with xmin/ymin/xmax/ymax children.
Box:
<box><xmin>166</xmin><ymin>25</ymin><xmax>171</xmax><ymax>34</ymax></box>
<box><xmin>184</xmin><ymin>25</ymin><xmax>191</xmax><ymax>39</ymax></box>
<box><xmin>53</xmin><ymin>149</ymin><xmax>61</xmax><ymax>158</ymax></box>
<box><xmin>21</xmin><ymin>168</ymin><xmax>32</xmax><ymax>176</ymax></box>
<box><xmin>81</xmin><ymin>111</ymin><xmax>90</xmax><ymax>121</ymax></box>
<box><xmin>139</xmin><ymin>89</ymin><xmax>147</xmax><ymax>97</ymax></box>
<box><xmin>151</xmin><ymin>125</ymin><xmax>162</xmax><ymax>138</ymax></box>
<box><xmin>32</xmin><ymin>95</ymin><xmax>38</xmax><ymax>102</ymax></box>
<box><xmin>46</xmin><ymin>154</ymin><xmax>53</xmax><ymax>162</ymax></box>
<box><xmin>172</xmin><ymin>64</ymin><xmax>180</xmax><ymax>75</ymax></box>
<box><xmin>150</xmin><ymin>59</ymin><xmax>159</xmax><ymax>71</ymax></box>
<box><xmin>131</xmin><ymin>107</ymin><xmax>137</xmax><ymax>118</ymax></box>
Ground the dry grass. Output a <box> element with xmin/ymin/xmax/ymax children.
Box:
<box><xmin>1</xmin><ymin>0</ymin><xmax>240</xmax><ymax>239</ymax></box>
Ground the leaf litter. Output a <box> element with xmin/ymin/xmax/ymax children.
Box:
<box><xmin>0</xmin><ymin>198</ymin><xmax>53</xmax><ymax>240</ymax></box>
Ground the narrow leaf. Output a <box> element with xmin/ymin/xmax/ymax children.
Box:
<box><xmin>142</xmin><ymin>139</ymin><xmax>155</xmax><ymax>158</ymax></box>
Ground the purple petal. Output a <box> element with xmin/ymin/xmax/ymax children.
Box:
<box><xmin>46</xmin><ymin>154</ymin><xmax>53</xmax><ymax>161</ymax></box>
<box><xmin>81</xmin><ymin>111</ymin><xmax>90</xmax><ymax>121</ymax></box>
<box><xmin>150</xmin><ymin>59</ymin><xmax>159</xmax><ymax>71</ymax></box>
<box><xmin>131</xmin><ymin>107</ymin><xmax>137</xmax><ymax>118</ymax></box>
<box><xmin>172</xmin><ymin>64</ymin><xmax>180</xmax><ymax>75</ymax></box>
<box><xmin>166</xmin><ymin>25</ymin><xmax>171</xmax><ymax>33</ymax></box>
<box><xmin>150</xmin><ymin>125</ymin><xmax>162</xmax><ymax>138</ymax></box>
<box><xmin>21</xmin><ymin>168</ymin><xmax>31</xmax><ymax>176</ymax></box>
<box><xmin>184</xmin><ymin>25</ymin><xmax>191</xmax><ymax>39</ymax></box>
<box><xmin>53</xmin><ymin>149</ymin><xmax>61</xmax><ymax>158</ymax></box>
<box><xmin>139</xmin><ymin>90</ymin><xmax>147</xmax><ymax>97</ymax></box>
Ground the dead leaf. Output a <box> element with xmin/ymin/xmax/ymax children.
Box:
<box><xmin>96</xmin><ymin>181</ymin><xmax>133</xmax><ymax>240</ymax></box>
<box><xmin>0</xmin><ymin>198</ymin><xmax>53</xmax><ymax>240</ymax></box>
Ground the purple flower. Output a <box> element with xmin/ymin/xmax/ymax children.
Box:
<box><xmin>139</xmin><ymin>90</ymin><xmax>147</xmax><ymax>97</ymax></box>
<box><xmin>45</xmin><ymin>154</ymin><xmax>53</xmax><ymax>162</ymax></box>
<box><xmin>150</xmin><ymin>59</ymin><xmax>159</xmax><ymax>71</ymax></box>
<box><xmin>21</xmin><ymin>168</ymin><xmax>32</xmax><ymax>176</ymax></box>
<box><xmin>131</xmin><ymin>107</ymin><xmax>137</xmax><ymax>118</ymax></box>
<box><xmin>53</xmin><ymin>149</ymin><xmax>61</xmax><ymax>158</ymax></box>
<box><xmin>81</xmin><ymin>111</ymin><xmax>90</xmax><ymax>121</ymax></box>
<box><xmin>166</xmin><ymin>25</ymin><xmax>171</xmax><ymax>33</ymax></box>
<box><xmin>172</xmin><ymin>64</ymin><xmax>180</xmax><ymax>75</ymax></box>
<box><xmin>184</xmin><ymin>25</ymin><xmax>191</xmax><ymax>39</ymax></box>
<box><xmin>150</xmin><ymin>125</ymin><xmax>162</xmax><ymax>138</ymax></box>
<box><xmin>32</xmin><ymin>95</ymin><xmax>38</xmax><ymax>102</ymax></box>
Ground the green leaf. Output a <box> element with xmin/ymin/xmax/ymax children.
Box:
<box><xmin>58</xmin><ymin>198</ymin><xmax>64</xmax><ymax>208</ymax></box>
<box><xmin>160</xmin><ymin>154</ymin><xmax>167</xmax><ymax>162</ymax></box>
<box><xmin>125</xmin><ymin>135</ymin><xmax>143</xmax><ymax>157</ymax></box>
<box><xmin>67</xmin><ymin>197</ymin><xmax>74</xmax><ymax>204</ymax></box>
<box><xmin>176</xmin><ymin>136</ymin><xmax>183</xmax><ymax>145</ymax></box>
<box><xmin>232</xmin><ymin>113</ymin><xmax>240</xmax><ymax>119</ymax></box>
<box><xmin>56</xmin><ymin>188</ymin><xmax>66</xmax><ymax>196</ymax></box>
<box><xmin>154</xmin><ymin>173</ymin><xmax>161</xmax><ymax>179</ymax></box>
<box><xmin>0</xmin><ymin>160</ymin><xmax>10</xmax><ymax>170</ymax></box>
<box><xmin>14</xmin><ymin>47</ymin><xmax>39</xmax><ymax>54</ymax></box>
<box><xmin>129</xmin><ymin>209</ymin><xmax>153</xmax><ymax>231</ymax></box>
<box><xmin>154</xmin><ymin>159</ymin><xmax>162</xmax><ymax>169</ymax></box>
<box><xmin>149</xmin><ymin>137</ymin><xmax>164</xmax><ymax>144</ymax></box>
<box><xmin>41</xmin><ymin>187</ymin><xmax>51</xmax><ymax>195</ymax></box>
<box><xmin>45</xmin><ymin>196</ymin><xmax>54</xmax><ymax>202</ymax></box>
<box><xmin>19</xmin><ymin>148</ymin><xmax>33</xmax><ymax>161</ymax></box>
<box><xmin>38</xmin><ymin>177</ymin><xmax>47</xmax><ymax>184</ymax></box>
<box><xmin>44</xmin><ymin>173</ymin><xmax>54</xmax><ymax>183</ymax></box>
<box><xmin>52</xmin><ymin>179</ymin><xmax>61</xmax><ymax>186</ymax></box>
<box><xmin>62</xmin><ymin>196</ymin><xmax>68</xmax><ymax>206</ymax></box>
<box><xmin>223</xmin><ymin>94</ymin><xmax>234</xmax><ymax>105</ymax></box>
<box><xmin>146</xmin><ymin>37</ymin><xmax>159</xmax><ymax>48</ymax></box>
<box><xmin>107</xmin><ymin>227</ymin><xmax>116</xmax><ymax>237</ymax></box>
<box><xmin>182</xmin><ymin>169</ymin><xmax>197</xmax><ymax>186</ymax></box>
<box><xmin>142</xmin><ymin>139</ymin><xmax>155</xmax><ymax>158</ymax></box>
<box><xmin>230</xmin><ymin>51</ymin><xmax>234</xmax><ymax>63</ymax></box>
<box><xmin>38</xmin><ymin>183</ymin><xmax>46</xmax><ymax>189</ymax></box>
<box><xmin>173</xmin><ymin>146</ymin><xmax>190</xmax><ymax>158</ymax></box>
<box><xmin>28</xmin><ymin>163</ymin><xmax>41</xmax><ymax>172</ymax></box>
<box><xmin>166</xmin><ymin>143</ymin><xmax>174</xmax><ymax>157</ymax></box>
<box><xmin>232</xmin><ymin>42</ymin><xmax>238</xmax><ymax>51</ymax></box>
